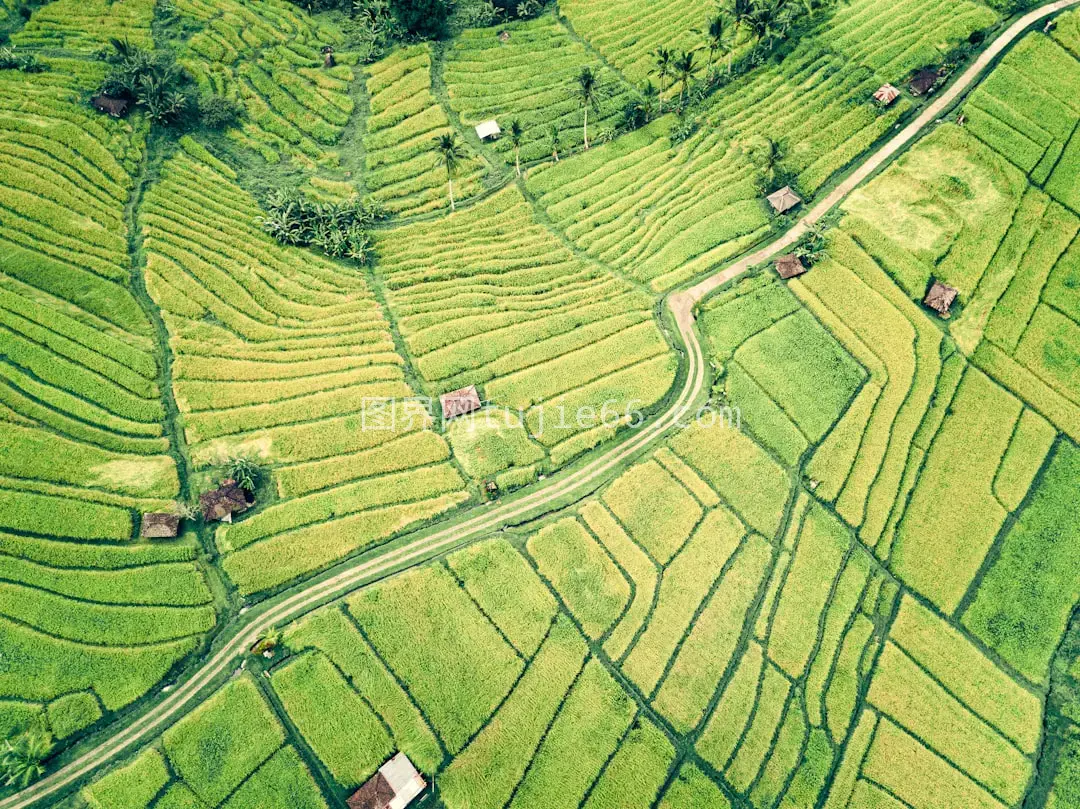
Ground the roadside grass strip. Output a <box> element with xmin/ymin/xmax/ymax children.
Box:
<box><xmin>347</xmin><ymin>565</ymin><xmax>523</xmax><ymax>753</ymax></box>
<box><xmin>141</xmin><ymin>149</ymin><xmax>466</xmax><ymax>595</ymax></box>
<box><xmin>364</xmin><ymin>43</ymin><xmax>486</xmax><ymax>216</ymax></box>
<box><xmin>174</xmin><ymin>0</ymin><xmax>354</xmax><ymax>167</ymax></box>
<box><xmin>374</xmin><ymin>185</ymin><xmax>675</xmax><ymax>461</ymax></box>
<box><xmin>12</xmin><ymin>0</ymin><xmax>155</xmax><ymax>52</ymax></box>
<box><xmin>444</xmin><ymin>15</ymin><xmax>633</xmax><ymax>163</ymax></box>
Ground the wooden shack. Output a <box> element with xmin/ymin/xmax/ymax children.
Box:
<box><xmin>923</xmin><ymin>280</ymin><xmax>958</xmax><ymax>318</ymax></box>
<box><xmin>774</xmin><ymin>254</ymin><xmax>807</xmax><ymax>280</ymax></box>
<box><xmin>873</xmin><ymin>84</ymin><xmax>900</xmax><ymax>106</ymax></box>
<box><xmin>909</xmin><ymin>68</ymin><xmax>939</xmax><ymax>97</ymax></box>
<box><xmin>91</xmin><ymin>94</ymin><xmax>130</xmax><ymax>118</ymax></box>
<box><xmin>440</xmin><ymin>385</ymin><xmax>482</xmax><ymax>421</ymax></box>
<box><xmin>140</xmin><ymin>512</ymin><xmax>180</xmax><ymax>539</ymax></box>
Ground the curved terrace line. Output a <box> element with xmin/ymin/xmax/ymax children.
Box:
<box><xmin>4</xmin><ymin>2</ymin><xmax>1077</xmax><ymax>805</ymax></box>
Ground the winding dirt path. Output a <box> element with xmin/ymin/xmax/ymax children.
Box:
<box><xmin>5</xmin><ymin>2</ymin><xmax>1076</xmax><ymax>805</ymax></box>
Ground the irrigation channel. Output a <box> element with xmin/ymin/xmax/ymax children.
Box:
<box><xmin>5</xmin><ymin>1</ymin><xmax>1078</xmax><ymax>804</ymax></box>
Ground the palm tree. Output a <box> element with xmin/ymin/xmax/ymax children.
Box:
<box><xmin>727</xmin><ymin>0</ymin><xmax>755</xmax><ymax>37</ymax></box>
<box><xmin>1</xmin><ymin>727</ymin><xmax>51</xmax><ymax>789</ymax></box>
<box><xmin>549</xmin><ymin>124</ymin><xmax>561</xmax><ymax>162</ymax></box>
<box><xmin>674</xmin><ymin>50</ymin><xmax>697</xmax><ymax>106</ymax></box>
<box><xmin>748</xmin><ymin>135</ymin><xmax>784</xmax><ymax>187</ymax></box>
<box><xmin>650</xmin><ymin>47</ymin><xmax>673</xmax><ymax>112</ymax></box>
<box><xmin>433</xmin><ymin>132</ymin><xmax>467</xmax><ymax>211</ymax></box>
<box><xmin>575</xmin><ymin>66</ymin><xmax>601</xmax><ymax>150</ymax></box>
<box><xmin>641</xmin><ymin>79</ymin><xmax>660</xmax><ymax>121</ymax></box>
<box><xmin>509</xmin><ymin>118</ymin><xmax>524</xmax><ymax>177</ymax></box>
<box><xmin>701</xmin><ymin>13</ymin><xmax>733</xmax><ymax>77</ymax></box>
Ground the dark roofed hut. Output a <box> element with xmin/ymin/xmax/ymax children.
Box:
<box><xmin>91</xmin><ymin>94</ymin><xmax>130</xmax><ymax>118</ymax></box>
<box><xmin>440</xmin><ymin>385</ymin><xmax>482</xmax><ymax>421</ymax></box>
<box><xmin>909</xmin><ymin>69</ymin><xmax>939</xmax><ymax>97</ymax></box>
<box><xmin>774</xmin><ymin>254</ymin><xmax>807</xmax><ymax>280</ymax></box>
<box><xmin>199</xmin><ymin>479</ymin><xmax>250</xmax><ymax>523</ymax></box>
<box><xmin>923</xmin><ymin>280</ymin><xmax>958</xmax><ymax>318</ymax></box>
<box><xmin>140</xmin><ymin>512</ymin><xmax>180</xmax><ymax>539</ymax></box>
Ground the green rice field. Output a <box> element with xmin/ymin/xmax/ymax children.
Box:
<box><xmin>5</xmin><ymin>0</ymin><xmax>1080</xmax><ymax>807</ymax></box>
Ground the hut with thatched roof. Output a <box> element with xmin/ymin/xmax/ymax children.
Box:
<box><xmin>767</xmin><ymin>186</ymin><xmax>802</xmax><ymax>214</ymax></box>
<box><xmin>923</xmin><ymin>280</ymin><xmax>958</xmax><ymax>318</ymax></box>
<box><xmin>774</xmin><ymin>254</ymin><xmax>807</xmax><ymax>280</ymax></box>
<box><xmin>440</xmin><ymin>385</ymin><xmax>482</xmax><ymax>421</ymax></box>
<box><xmin>199</xmin><ymin>480</ymin><xmax>251</xmax><ymax>523</ymax></box>
<box><xmin>909</xmin><ymin>69</ymin><xmax>939</xmax><ymax>97</ymax></box>
<box><xmin>140</xmin><ymin>512</ymin><xmax>180</xmax><ymax>539</ymax></box>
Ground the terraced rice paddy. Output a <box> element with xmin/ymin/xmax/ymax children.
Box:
<box><xmin>374</xmin><ymin>186</ymin><xmax>677</xmax><ymax>465</ymax></box>
<box><xmin>527</xmin><ymin>37</ymin><xmax>912</xmax><ymax>290</ymax></box>
<box><xmin>0</xmin><ymin>67</ymin><xmax>215</xmax><ymax>740</ymax></box>
<box><xmin>141</xmin><ymin>147</ymin><xmax>469</xmax><ymax>595</ymax></box>
<box><xmin>174</xmin><ymin>0</ymin><xmax>355</xmax><ymax>167</ymax></box>
<box><xmin>8</xmin><ymin>0</ymin><xmax>1080</xmax><ymax>807</ymax></box>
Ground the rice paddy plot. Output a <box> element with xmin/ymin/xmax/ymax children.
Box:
<box><xmin>174</xmin><ymin>0</ymin><xmax>355</xmax><ymax>168</ymax></box>
<box><xmin>12</xmin><ymin>0</ymin><xmax>156</xmax><ymax>53</ymax></box>
<box><xmin>81</xmin><ymin>675</ymin><xmax>326</xmax><ymax>809</ymax></box>
<box><xmin>375</xmin><ymin>185</ymin><xmax>676</xmax><ymax>464</ymax></box>
<box><xmin>558</xmin><ymin>0</ymin><xmax>714</xmax><ymax>85</ymax></box>
<box><xmin>141</xmin><ymin>148</ymin><xmax>467</xmax><ymax>595</ymax></box>
<box><xmin>823</xmin><ymin>0</ymin><xmax>998</xmax><ymax>80</ymax></box>
<box><xmin>363</xmin><ymin>43</ymin><xmax>486</xmax><ymax>216</ymax></box>
<box><xmin>444</xmin><ymin>15</ymin><xmax>634</xmax><ymax>163</ymax></box>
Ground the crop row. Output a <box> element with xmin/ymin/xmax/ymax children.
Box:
<box><xmin>558</xmin><ymin>0</ymin><xmax>713</xmax><ymax>84</ymax></box>
<box><xmin>11</xmin><ymin>0</ymin><xmax>155</xmax><ymax>53</ymax></box>
<box><xmin>823</xmin><ymin>0</ymin><xmax>997</xmax><ymax>79</ymax></box>
<box><xmin>528</xmin><ymin>118</ymin><xmax>770</xmax><ymax>290</ymax></box>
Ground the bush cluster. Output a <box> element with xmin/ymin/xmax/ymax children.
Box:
<box><xmin>0</xmin><ymin>46</ymin><xmax>46</xmax><ymax>73</ymax></box>
<box><xmin>259</xmin><ymin>190</ymin><xmax>387</xmax><ymax>263</ymax></box>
